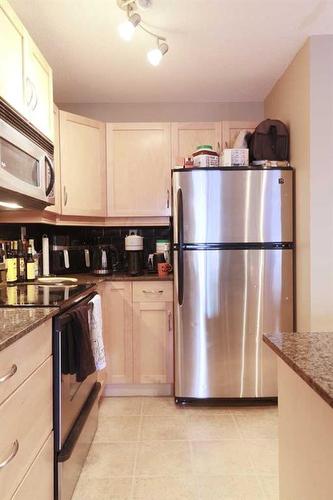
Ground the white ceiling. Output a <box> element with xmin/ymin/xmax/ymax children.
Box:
<box><xmin>9</xmin><ymin>0</ymin><xmax>333</xmax><ymax>103</ymax></box>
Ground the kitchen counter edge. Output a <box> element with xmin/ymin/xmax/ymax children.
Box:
<box><xmin>263</xmin><ymin>332</ymin><xmax>333</xmax><ymax>409</ymax></box>
<box><xmin>0</xmin><ymin>307</ymin><xmax>58</xmax><ymax>352</ymax></box>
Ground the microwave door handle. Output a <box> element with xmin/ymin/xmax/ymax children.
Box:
<box><xmin>45</xmin><ymin>156</ymin><xmax>55</xmax><ymax>196</ymax></box>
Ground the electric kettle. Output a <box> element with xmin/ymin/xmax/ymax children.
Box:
<box><xmin>92</xmin><ymin>244</ymin><xmax>119</xmax><ymax>275</ymax></box>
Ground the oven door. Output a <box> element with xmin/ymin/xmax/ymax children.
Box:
<box><xmin>53</xmin><ymin>292</ymin><xmax>101</xmax><ymax>500</ymax></box>
<box><xmin>0</xmin><ymin>119</ymin><xmax>55</xmax><ymax>208</ymax></box>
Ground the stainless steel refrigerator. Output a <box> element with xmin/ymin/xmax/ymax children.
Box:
<box><xmin>172</xmin><ymin>167</ymin><xmax>294</xmax><ymax>402</ymax></box>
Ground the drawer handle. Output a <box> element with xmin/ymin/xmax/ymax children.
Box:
<box><xmin>142</xmin><ymin>289</ymin><xmax>164</xmax><ymax>294</ymax></box>
<box><xmin>0</xmin><ymin>440</ymin><xmax>19</xmax><ymax>469</ymax></box>
<box><xmin>0</xmin><ymin>364</ymin><xmax>17</xmax><ymax>384</ymax></box>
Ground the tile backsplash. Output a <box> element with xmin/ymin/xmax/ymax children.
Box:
<box><xmin>0</xmin><ymin>223</ymin><xmax>171</xmax><ymax>271</ymax></box>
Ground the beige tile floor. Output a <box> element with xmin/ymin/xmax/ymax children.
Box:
<box><xmin>72</xmin><ymin>397</ymin><xmax>279</xmax><ymax>500</ymax></box>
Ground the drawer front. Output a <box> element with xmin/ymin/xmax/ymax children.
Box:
<box><xmin>0</xmin><ymin>357</ymin><xmax>53</xmax><ymax>500</ymax></box>
<box><xmin>11</xmin><ymin>433</ymin><xmax>53</xmax><ymax>500</ymax></box>
<box><xmin>133</xmin><ymin>282</ymin><xmax>173</xmax><ymax>303</ymax></box>
<box><xmin>0</xmin><ymin>319</ymin><xmax>52</xmax><ymax>406</ymax></box>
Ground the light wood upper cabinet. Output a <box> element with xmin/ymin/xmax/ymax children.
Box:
<box><xmin>0</xmin><ymin>0</ymin><xmax>54</xmax><ymax>140</ymax></box>
<box><xmin>171</xmin><ymin>122</ymin><xmax>222</xmax><ymax>166</ymax></box>
<box><xmin>25</xmin><ymin>35</ymin><xmax>53</xmax><ymax>139</ymax></box>
<box><xmin>59</xmin><ymin>111</ymin><xmax>106</xmax><ymax>217</ymax></box>
<box><xmin>222</xmin><ymin>120</ymin><xmax>258</xmax><ymax>148</ymax></box>
<box><xmin>0</xmin><ymin>0</ymin><xmax>25</xmax><ymax>115</ymax></box>
<box><xmin>107</xmin><ymin>123</ymin><xmax>171</xmax><ymax>217</ymax></box>
<box><xmin>102</xmin><ymin>282</ymin><xmax>133</xmax><ymax>384</ymax></box>
<box><xmin>133</xmin><ymin>299</ymin><xmax>173</xmax><ymax>384</ymax></box>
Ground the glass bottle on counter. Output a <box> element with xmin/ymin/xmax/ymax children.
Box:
<box><xmin>26</xmin><ymin>246</ymin><xmax>35</xmax><ymax>282</ymax></box>
<box><xmin>0</xmin><ymin>242</ymin><xmax>5</xmax><ymax>266</ymax></box>
<box><xmin>17</xmin><ymin>240</ymin><xmax>26</xmax><ymax>282</ymax></box>
<box><xmin>6</xmin><ymin>242</ymin><xmax>17</xmax><ymax>283</ymax></box>
<box><xmin>29</xmin><ymin>239</ymin><xmax>39</xmax><ymax>278</ymax></box>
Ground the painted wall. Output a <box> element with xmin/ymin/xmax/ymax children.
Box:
<box><xmin>57</xmin><ymin>101</ymin><xmax>264</xmax><ymax>123</ymax></box>
<box><xmin>264</xmin><ymin>41</ymin><xmax>311</xmax><ymax>331</ymax></box>
<box><xmin>265</xmin><ymin>35</ymin><xmax>333</xmax><ymax>331</ymax></box>
<box><xmin>309</xmin><ymin>36</ymin><xmax>333</xmax><ymax>330</ymax></box>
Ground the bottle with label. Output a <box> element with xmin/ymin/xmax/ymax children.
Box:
<box><xmin>6</xmin><ymin>242</ymin><xmax>17</xmax><ymax>284</ymax></box>
<box><xmin>26</xmin><ymin>246</ymin><xmax>35</xmax><ymax>282</ymax></box>
<box><xmin>17</xmin><ymin>240</ymin><xmax>26</xmax><ymax>282</ymax></box>
<box><xmin>29</xmin><ymin>239</ymin><xmax>39</xmax><ymax>278</ymax></box>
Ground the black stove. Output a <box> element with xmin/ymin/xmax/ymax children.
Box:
<box><xmin>0</xmin><ymin>283</ymin><xmax>95</xmax><ymax>308</ymax></box>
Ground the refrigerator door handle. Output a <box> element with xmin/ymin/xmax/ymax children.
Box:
<box><xmin>177</xmin><ymin>188</ymin><xmax>184</xmax><ymax>305</ymax></box>
<box><xmin>177</xmin><ymin>188</ymin><xmax>184</xmax><ymax>248</ymax></box>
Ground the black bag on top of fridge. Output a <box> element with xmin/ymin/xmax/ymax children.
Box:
<box><xmin>249</xmin><ymin>119</ymin><xmax>289</xmax><ymax>161</ymax></box>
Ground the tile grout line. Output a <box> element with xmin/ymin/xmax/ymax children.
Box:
<box><xmin>129</xmin><ymin>398</ymin><xmax>144</xmax><ymax>499</ymax></box>
<box><xmin>231</xmin><ymin>411</ymin><xmax>258</xmax><ymax>477</ymax></box>
<box><xmin>188</xmin><ymin>439</ymin><xmax>201</xmax><ymax>500</ymax></box>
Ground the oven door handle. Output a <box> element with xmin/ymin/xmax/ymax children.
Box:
<box><xmin>58</xmin><ymin>382</ymin><xmax>101</xmax><ymax>463</ymax></box>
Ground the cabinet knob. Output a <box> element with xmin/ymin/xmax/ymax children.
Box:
<box><xmin>63</xmin><ymin>186</ymin><xmax>68</xmax><ymax>206</ymax></box>
<box><xmin>0</xmin><ymin>440</ymin><xmax>19</xmax><ymax>469</ymax></box>
<box><xmin>25</xmin><ymin>77</ymin><xmax>34</xmax><ymax>106</ymax></box>
<box><xmin>32</xmin><ymin>83</ymin><xmax>38</xmax><ymax>111</ymax></box>
<box><xmin>168</xmin><ymin>311</ymin><xmax>172</xmax><ymax>332</ymax></box>
<box><xmin>142</xmin><ymin>289</ymin><xmax>163</xmax><ymax>294</ymax></box>
<box><xmin>0</xmin><ymin>364</ymin><xmax>17</xmax><ymax>384</ymax></box>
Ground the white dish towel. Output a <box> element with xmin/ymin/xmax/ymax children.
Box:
<box><xmin>88</xmin><ymin>294</ymin><xmax>106</xmax><ymax>371</ymax></box>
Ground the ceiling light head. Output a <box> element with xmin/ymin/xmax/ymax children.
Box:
<box><xmin>147</xmin><ymin>42</ymin><xmax>168</xmax><ymax>66</ymax></box>
<box><xmin>118</xmin><ymin>12</ymin><xmax>141</xmax><ymax>41</ymax></box>
<box><xmin>137</xmin><ymin>0</ymin><xmax>152</xmax><ymax>9</ymax></box>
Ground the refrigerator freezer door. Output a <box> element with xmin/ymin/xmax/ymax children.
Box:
<box><xmin>174</xmin><ymin>248</ymin><xmax>293</xmax><ymax>399</ymax></box>
<box><xmin>172</xmin><ymin>169</ymin><xmax>293</xmax><ymax>244</ymax></box>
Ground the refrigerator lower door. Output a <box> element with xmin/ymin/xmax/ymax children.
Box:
<box><xmin>174</xmin><ymin>248</ymin><xmax>293</xmax><ymax>399</ymax></box>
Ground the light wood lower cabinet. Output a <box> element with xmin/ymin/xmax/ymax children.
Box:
<box><xmin>133</xmin><ymin>300</ymin><xmax>173</xmax><ymax>384</ymax></box>
<box><xmin>0</xmin><ymin>319</ymin><xmax>52</xmax><ymax>405</ymax></box>
<box><xmin>101</xmin><ymin>281</ymin><xmax>133</xmax><ymax>384</ymax></box>
<box><xmin>101</xmin><ymin>281</ymin><xmax>174</xmax><ymax>393</ymax></box>
<box><xmin>11</xmin><ymin>432</ymin><xmax>53</xmax><ymax>500</ymax></box>
<box><xmin>0</xmin><ymin>357</ymin><xmax>53</xmax><ymax>500</ymax></box>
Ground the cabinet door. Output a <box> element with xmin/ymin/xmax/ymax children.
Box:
<box><xmin>171</xmin><ymin>122</ymin><xmax>222</xmax><ymax>166</ymax></box>
<box><xmin>0</xmin><ymin>0</ymin><xmax>25</xmax><ymax>115</ymax></box>
<box><xmin>45</xmin><ymin>104</ymin><xmax>61</xmax><ymax>213</ymax></box>
<box><xmin>222</xmin><ymin>121</ymin><xmax>258</xmax><ymax>149</ymax></box>
<box><xmin>133</xmin><ymin>301</ymin><xmax>173</xmax><ymax>384</ymax></box>
<box><xmin>107</xmin><ymin>123</ymin><xmax>171</xmax><ymax>216</ymax></box>
<box><xmin>102</xmin><ymin>282</ymin><xmax>133</xmax><ymax>384</ymax></box>
<box><xmin>59</xmin><ymin>111</ymin><xmax>106</xmax><ymax>217</ymax></box>
<box><xmin>12</xmin><ymin>433</ymin><xmax>53</xmax><ymax>500</ymax></box>
<box><xmin>25</xmin><ymin>36</ymin><xmax>54</xmax><ymax>139</ymax></box>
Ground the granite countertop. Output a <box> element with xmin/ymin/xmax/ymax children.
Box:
<box><xmin>0</xmin><ymin>308</ymin><xmax>57</xmax><ymax>352</ymax></box>
<box><xmin>69</xmin><ymin>272</ymin><xmax>174</xmax><ymax>284</ymax></box>
<box><xmin>263</xmin><ymin>332</ymin><xmax>333</xmax><ymax>409</ymax></box>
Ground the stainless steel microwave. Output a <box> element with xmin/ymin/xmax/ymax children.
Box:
<box><xmin>0</xmin><ymin>105</ymin><xmax>55</xmax><ymax>209</ymax></box>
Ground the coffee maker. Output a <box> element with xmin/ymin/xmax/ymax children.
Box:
<box><xmin>125</xmin><ymin>233</ymin><xmax>143</xmax><ymax>276</ymax></box>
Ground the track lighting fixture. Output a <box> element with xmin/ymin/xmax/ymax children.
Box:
<box><xmin>118</xmin><ymin>12</ymin><xmax>141</xmax><ymax>41</ymax></box>
<box><xmin>147</xmin><ymin>41</ymin><xmax>168</xmax><ymax>66</ymax></box>
<box><xmin>116</xmin><ymin>0</ymin><xmax>169</xmax><ymax>65</ymax></box>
